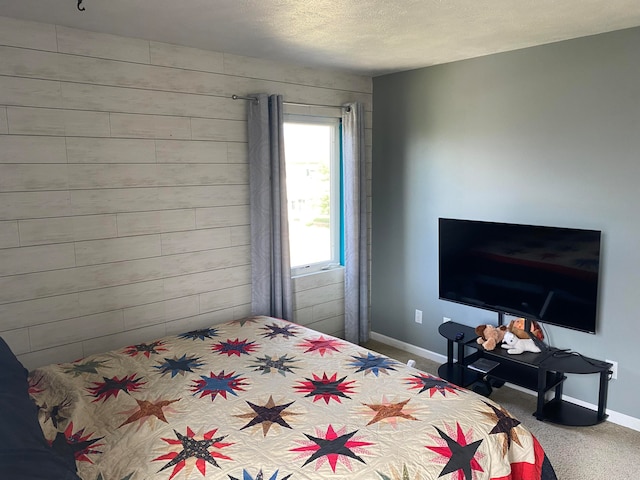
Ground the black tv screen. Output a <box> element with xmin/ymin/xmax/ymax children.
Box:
<box><xmin>438</xmin><ymin>218</ymin><xmax>602</xmax><ymax>334</ymax></box>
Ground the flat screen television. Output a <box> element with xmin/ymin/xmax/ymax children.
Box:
<box><xmin>438</xmin><ymin>218</ymin><xmax>602</xmax><ymax>334</ymax></box>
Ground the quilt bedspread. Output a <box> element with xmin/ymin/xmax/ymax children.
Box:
<box><xmin>28</xmin><ymin>316</ymin><xmax>556</xmax><ymax>480</ymax></box>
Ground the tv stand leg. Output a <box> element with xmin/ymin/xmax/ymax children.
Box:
<box><xmin>446</xmin><ymin>339</ymin><xmax>454</xmax><ymax>365</ymax></box>
<box><xmin>536</xmin><ymin>368</ymin><xmax>546</xmax><ymax>420</ymax></box>
<box><xmin>554</xmin><ymin>377</ymin><xmax>564</xmax><ymax>402</ymax></box>
<box><xmin>597</xmin><ymin>370</ymin><xmax>609</xmax><ymax>421</ymax></box>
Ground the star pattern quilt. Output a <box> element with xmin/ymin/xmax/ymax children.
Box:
<box><xmin>28</xmin><ymin>316</ymin><xmax>557</xmax><ymax>480</ymax></box>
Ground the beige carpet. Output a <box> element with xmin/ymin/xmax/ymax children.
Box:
<box><xmin>363</xmin><ymin>339</ymin><xmax>640</xmax><ymax>480</ymax></box>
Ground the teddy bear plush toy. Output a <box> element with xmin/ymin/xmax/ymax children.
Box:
<box><xmin>502</xmin><ymin>331</ymin><xmax>541</xmax><ymax>354</ymax></box>
<box><xmin>507</xmin><ymin>318</ymin><xmax>544</xmax><ymax>342</ymax></box>
<box><xmin>475</xmin><ymin>324</ymin><xmax>507</xmax><ymax>351</ymax></box>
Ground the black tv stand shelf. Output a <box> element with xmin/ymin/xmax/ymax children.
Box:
<box><xmin>438</xmin><ymin>321</ymin><xmax>612</xmax><ymax>426</ymax></box>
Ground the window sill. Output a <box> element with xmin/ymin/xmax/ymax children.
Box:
<box><xmin>291</xmin><ymin>264</ymin><xmax>344</xmax><ymax>279</ymax></box>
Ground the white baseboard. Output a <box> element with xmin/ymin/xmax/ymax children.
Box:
<box><xmin>370</xmin><ymin>331</ymin><xmax>448</xmax><ymax>364</ymax></box>
<box><xmin>559</xmin><ymin>393</ymin><xmax>640</xmax><ymax>431</ymax></box>
<box><xmin>370</xmin><ymin>330</ymin><xmax>640</xmax><ymax>433</ymax></box>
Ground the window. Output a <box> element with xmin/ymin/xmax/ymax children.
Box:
<box><xmin>284</xmin><ymin>115</ymin><xmax>342</xmax><ymax>275</ymax></box>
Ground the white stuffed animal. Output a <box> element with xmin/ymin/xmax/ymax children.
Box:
<box><xmin>501</xmin><ymin>331</ymin><xmax>541</xmax><ymax>355</ymax></box>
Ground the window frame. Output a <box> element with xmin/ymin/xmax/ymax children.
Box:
<box><xmin>283</xmin><ymin>113</ymin><xmax>342</xmax><ymax>276</ymax></box>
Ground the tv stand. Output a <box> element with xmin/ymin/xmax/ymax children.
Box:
<box><xmin>438</xmin><ymin>321</ymin><xmax>612</xmax><ymax>426</ymax></box>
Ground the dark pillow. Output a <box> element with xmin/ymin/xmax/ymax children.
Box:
<box><xmin>0</xmin><ymin>336</ymin><xmax>81</xmax><ymax>480</ymax></box>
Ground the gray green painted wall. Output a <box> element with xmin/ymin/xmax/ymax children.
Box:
<box><xmin>372</xmin><ymin>27</ymin><xmax>640</xmax><ymax>421</ymax></box>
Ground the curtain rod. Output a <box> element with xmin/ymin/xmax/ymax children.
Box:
<box><xmin>231</xmin><ymin>95</ymin><xmax>259</xmax><ymax>103</ymax></box>
<box><xmin>231</xmin><ymin>95</ymin><xmax>347</xmax><ymax>110</ymax></box>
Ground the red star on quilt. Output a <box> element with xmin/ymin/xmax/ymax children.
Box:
<box><xmin>426</xmin><ymin>422</ymin><xmax>485</xmax><ymax>480</ymax></box>
<box><xmin>294</xmin><ymin>372</ymin><xmax>357</xmax><ymax>404</ymax></box>
<box><xmin>154</xmin><ymin>426</ymin><xmax>233</xmax><ymax>479</ymax></box>
<box><xmin>123</xmin><ymin>340</ymin><xmax>168</xmax><ymax>358</ymax></box>
<box><xmin>296</xmin><ymin>336</ymin><xmax>344</xmax><ymax>356</ymax></box>
<box><xmin>87</xmin><ymin>374</ymin><xmax>146</xmax><ymax>402</ymax></box>
<box><xmin>51</xmin><ymin>421</ymin><xmax>103</xmax><ymax>464</ymax></box>
<box><xmin>290</xmin><ymin>424</ymin><xmax>374</xmax><ymax>473</ymax></box>
<box><xmin>212</xmin><ymin>338</ymin><xmax>259</xmax><ymax>356</ymax></box>
<box><xmin>405</xmin><ymin>373</ymin><xmax>459</xmax><ymax>397</ymax></box>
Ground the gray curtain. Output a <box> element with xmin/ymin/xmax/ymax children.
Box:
<box><xmin>343</xmin><ymin>102</ymin><xmax>369</xmax><ymax>343</ymax></box>
<box><xmin>247</xmin><ymin>94</ymin><xmax>293</xmax><ymax>321</ymax></box>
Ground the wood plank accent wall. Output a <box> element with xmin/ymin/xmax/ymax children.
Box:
<box><xmin>0</xmin><ymin>16</ymin><xmax>372</xmax><ymax>369</ymax></box>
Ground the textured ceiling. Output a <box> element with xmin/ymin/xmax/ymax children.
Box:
<box><xmin>1</xmin><ymin>0</ymin><xmax>640</xmax><ymax>76</ymax></box>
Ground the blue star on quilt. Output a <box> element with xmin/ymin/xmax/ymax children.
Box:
<box><xmin>154</xmin><ymin>354</ymin><xmax>205</xmax><ymax>378</ymax></box>
<box><xmin>249</xmin><ymin>354</ymin><xmax>299</xmax><ymax>376</ymax></box>
<box><xmin>228</xmin><ymin>469</ymin><xmax>292</xmax><ymax>480</ymax></box>
<box><xmin>63</xmin><ymin>359</ymin><xmax>109</xmax><ymax>377</ymax></box>
<box><xmin>179</xmin><ymin>328</ymin><xmax>220</xmax><ymax>341</ymax></box>
<box><xmin>123</xmin><ymin>340</ymin><xmax>167</xmax><ymax>358</ymax></box>
<box><xmin>191</xmin><ymin>371</ymin><xmax>249</xmax><ymax>401</ymax></box>
<box><xmin>347</xmin><ymin>352</ymin><xmax>399</xmax><ymax>376</ymax></box>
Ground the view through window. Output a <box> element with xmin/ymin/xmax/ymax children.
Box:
<box><xmin>283</xmin><ymin>117</ymin><xmax>341</xmax><ymax>273</ymax></box>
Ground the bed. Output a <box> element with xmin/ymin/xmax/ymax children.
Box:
<box><xmin>13</xmin><ymin>316</ymin><xmax>557</xmax><ymax>479</ymax></box>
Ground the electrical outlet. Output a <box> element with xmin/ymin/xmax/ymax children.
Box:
<box><xmin>606</xmin><ymin>359</ymin><xmax>618</xmax><ymax>380</ymax></box>
<box><xmin>443</xmin><ymin>317</ymin><xmax>451</xmax><ymax>323</ymax></box>
<box><xmin>415</xmin><ymin>309</ymin><xmax>423</xmax><ymax>324</ymax></box>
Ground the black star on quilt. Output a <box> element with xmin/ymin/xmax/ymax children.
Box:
<box><xmin>51</xmin><ymin>431</ymin><xmax>96</xmax><ymax>463</ymax></box>
<box><xmin>302</xmin><ymin>430</ymin><xmax>366</xmax><ymax>468</ymax></box>
<box><xmin>96</xmin><ymin>474</ymin><xmax>134</xmax><ymax>480</ymax></box>
<box><xmin>87</xmin><ymin>374</ymin><xmax>145</xmax><ymax>402</ymax></box>
<box><xmin>158</xmin><ymin>430</ymin><xmax>224</xmax><ymax>472</ymax></box>
<box><xmin>433</xmin><ymin>426</ymin><xmax>483</xmax><ymax>480</ymax></box>
<box><xmin>406</xmin><ymin>373</ymin><xmax>459</xmax><ymax>397</ymax></box>
<box><xmin>294</xmin><ymin>372</ymin><xmax>356</xmax><ymax>404</ymax></box>
<box><xmin>416</xmin><ymin>376</ymin><xmax>449</xmax><ymax>394</ymax></box>
<box><xmin>154</xmin><ymin>427</ymin><xmax>233</xmax><ymax>477</ymax></box>
<box><xmin>41</xmin><ymin>398</ymin><xmax>72</xmax><ymax>428</ymax></box>
<box><xmin>236</xmin><ymin>396</ymin><xmax>298</xmax><ymax>436</ymax></box>
<box><xmin>482</xmin><ymin>401</ymin><xmax>522</xmax><ymax>454</ymax></box>
<box><xmin>290</xmin><ymin>425</ymin><xmax>373</xmax><ymax>472</ymax></box>
<box><xmin>51</xmin><ymin>422</ymin><xmax>103</xmax><ymax>464</ymax></box>
<box><xmin>260</xmin><ymin>323</ymin><xmax>299</xmax><ymax>339</ymax></box>
<box><xmin>179</xmin><ymin>328</ymin><xmax>219</xmax><ymax>341</ymax></box>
